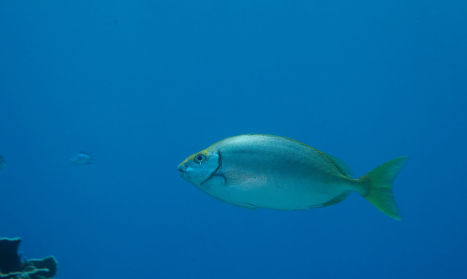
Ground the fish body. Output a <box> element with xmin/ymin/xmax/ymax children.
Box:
<box><xmin>0</xmin><ymin>155</ymin><xmax>4</xmax><ymax>170</ymax></box>
<box><xmin>179</xmin><ymin>134</ymin><xmax>409</xmax><ymax>220</ymax></box>
<box><xmin>71</xmin><ymin>152</ymin><xmax>96</xmax><ymax>165</ymax></box>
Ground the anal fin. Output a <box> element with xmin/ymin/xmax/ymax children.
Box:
<box><xmin>321</xmin><ymin>191</ymin><xmax>351</xmax><ymax>207</ymax></box>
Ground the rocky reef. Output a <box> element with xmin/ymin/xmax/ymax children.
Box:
<box><xmin>0</xmin><ymin>238</ymin><xmax>57</xmax><ymax>279</ymax></box>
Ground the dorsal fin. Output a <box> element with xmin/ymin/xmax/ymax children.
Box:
<box><xmin>320</xmin><ymin>152</ymin><xmax>353</xmax><ymax>177</ymax></box>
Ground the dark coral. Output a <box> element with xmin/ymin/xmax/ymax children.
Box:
<box><xmin>0</xmin><ymin>238</ymin><xmax>57</xmax><ymax>279</ymax></box>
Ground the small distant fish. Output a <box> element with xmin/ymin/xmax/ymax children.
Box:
<box><xmin>0</xmin><ymin>155</ymin><xmax>4</xmax><ymax>170</ymax></box>
<box><xmin>178</xmin><ymin>134</ymin><xmax>410</xmax><ymax>220</ymax></box>
<box><xmin>71</xmin><ymin>152</ymin><xmax>96</xmax><ymax>165</ymax></box>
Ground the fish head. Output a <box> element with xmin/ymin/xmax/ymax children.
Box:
<box><xmin>178</xmin><ymin>148</ymin><xmax>221</xmax><ymax>187</ymax></box>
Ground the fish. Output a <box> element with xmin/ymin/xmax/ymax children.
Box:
<box><xmin>178</xmin><ymin>134</ymin><xmax>410</xmax><ymax>220</ymax></box>
<box><xmin>71</xmin><ymin>152</ymin><xmax>96</xmax><ymax>165</ymax></box>
<box><xmin>0</xmin><ymin>155</ymin><xmax>4</xmax><ymax>170</ymax></box>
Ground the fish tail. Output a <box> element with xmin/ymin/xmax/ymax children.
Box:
<box><xmin>358</xmin><ymin>156</ymin><xmax>410</xmax><ymax>220</ymax></box>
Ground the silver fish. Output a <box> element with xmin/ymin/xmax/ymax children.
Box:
<box><xmin>71</xmin><ymin>152</ymin><xmax>96</xmax><ymax>165</ymax></box>
<box><xmin>178</xmin><ymin>134</ymin><xmax>409</xmax><ymax>220</ymax></box>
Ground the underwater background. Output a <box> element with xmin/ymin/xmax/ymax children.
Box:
<box><xmin>1</xmin><ymin>1</ymin><xmax>466</xmax><ymax>278</ymax></box>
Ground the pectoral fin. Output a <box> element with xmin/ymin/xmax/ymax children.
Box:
<box><xmin>236</xmin><ymin>202</ymin><xmax>258</xmax><ymax>210</ymax></box>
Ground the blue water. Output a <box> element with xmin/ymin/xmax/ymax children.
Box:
<box><xmin>1</xmin><ymin>1</ymin><xmax>466</xmax><ymax>278</ymax></box>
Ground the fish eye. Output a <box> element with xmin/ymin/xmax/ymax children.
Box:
<box><xmin>195</xmin><ymin>154</ymin><xmax>205</xmax><ymax>163</ymax></box>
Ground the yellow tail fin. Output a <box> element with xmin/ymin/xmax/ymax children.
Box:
<box><xmin>360</xmin><ymin>157</ymin><xmax>410</xmax><ymax>220</ymax></box>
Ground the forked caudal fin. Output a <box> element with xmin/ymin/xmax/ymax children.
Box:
<box><xmin>359</xmin><ymin>157</ymin><xmax>410</xmax><ymax>220</ymax></box>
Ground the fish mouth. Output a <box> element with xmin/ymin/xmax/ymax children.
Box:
<box><xmin>178</xmin><ymin>164</ymin><xmax>187</xmax><ymax>176</ymax></box>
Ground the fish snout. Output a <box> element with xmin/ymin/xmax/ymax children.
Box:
<box><xmin>178</xmin><ymin>164</ymin><xmax>187</xmax><ymax>175</ymax></box>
